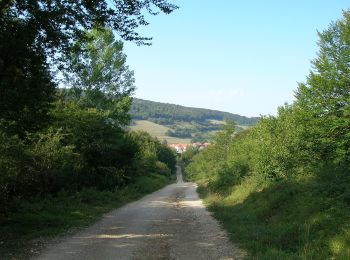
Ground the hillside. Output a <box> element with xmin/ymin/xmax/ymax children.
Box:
<box><xmin>129</xmin><ymin>98</ymin><xmax>259</xmax><ymax>143</ymax></box>
<box><xmin>130</xmin><ymin>98</ymin><xmax>259</xmax><ymax>126</ymax></box>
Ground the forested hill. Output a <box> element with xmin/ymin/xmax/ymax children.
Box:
<box><xmin>130</xmin><ymin>98</ymin><xmax>259</xmax><ymax>125</ymax></box>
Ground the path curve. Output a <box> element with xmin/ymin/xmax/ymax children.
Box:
<box><xmin>35</xmin><ymin>167</ymin><xmax>244</xmax><ymax>260</ymax></box>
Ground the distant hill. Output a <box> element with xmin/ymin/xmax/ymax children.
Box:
<box><xmin>130</xmin><ymin>98</ymin><xmax>259</xmax><ymax>126</ymax></box>
<box><xmin>129</xmin><ymin>98</ymin><xmax>260</xmax><ymax>143</ymax></box>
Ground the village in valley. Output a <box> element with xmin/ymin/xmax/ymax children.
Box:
<box><xmin>168</xmin><ymin>142</ymin><xmax>210</xmax><ymax>153</ymax></box>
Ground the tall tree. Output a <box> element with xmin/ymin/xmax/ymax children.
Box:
<box><xmin>0</xmin><ymin>0</ymin><xmax>177</xmax><ymax>134</ymax></box>
<box><xmin>0</xmin><ymin>17</ymin><xmax>55</xmax><ymax>134</ymax></box>
<box><xmin>64</xmin><ymin>27</ymin><xmax>135</xmax><ymax>126</ymax></box>
<box><xmin>295</xmin><ymin>10</ymin><xmax>350</xmax><ymax>165</ymax></box>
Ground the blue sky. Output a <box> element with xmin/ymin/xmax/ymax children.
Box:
<box><xmin>123</xmin><ymin>1</ymin><xmax>350</xmax><ymax>117</ymax></box>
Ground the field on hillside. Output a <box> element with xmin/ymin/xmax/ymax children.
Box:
<box><xmin>130</xmin><ymin>99</ymin><xmax>258</xmax><ymax>143</ymax></box>
<box><xmin>129</xmin><ymin>120</ymin><xmax>250</xmax><ymax>144</ymax></box>
<box><xmin>129</xmin><ymin>120</ymin><xmax>191</xmax><ymax>144</ymax></box>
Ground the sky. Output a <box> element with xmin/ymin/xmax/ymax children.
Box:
<box><xmin>123</xmin><ymin>0</ymin><xmax>350</xmax><ymax>117</ymax></box>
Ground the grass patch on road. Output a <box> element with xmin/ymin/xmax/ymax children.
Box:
<box><xmin>0</xmin><ymin>173</ymin><xmax>172</xmax><ymax>259</ymax></box>
<box><xmin>196</xmin><ymin>170</ymin><xmax>350</xmax><ymax>259</ymax></box>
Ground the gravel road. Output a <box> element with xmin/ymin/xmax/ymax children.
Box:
<box><xmin>35</xmin><ymin>167</ymin><xmax>244</xmax><ymax>260</ymax></box>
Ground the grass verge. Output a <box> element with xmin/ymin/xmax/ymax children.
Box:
<box><xmin>196</xmin><ymin>170</ymin><xmax>350</xmax><ymax>259</ymax></box>
<box><xmin>0</xmin><ymin>173</ymin><xmax>172</xmax><ymax>259</ymax></box>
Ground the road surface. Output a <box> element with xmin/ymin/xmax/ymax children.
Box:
<box><xmin>36</xmin><ymin>167</ymin><xmax>244</xmax><ymax>260</ymax></box>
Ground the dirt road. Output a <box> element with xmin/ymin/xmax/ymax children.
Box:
<box><xmin>36</xmin><ymin>167</ymin><xmax>244</xmax><ymax>260</ymax></box>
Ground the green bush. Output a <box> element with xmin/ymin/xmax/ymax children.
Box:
<box><xmin>0</xmin><ymin>100</ymin><xmax>177</xmax><ymax>212</ymax></box>
<box><xmin>50</xmin><ymin>101</ymin><xmax>139</xmax><ymax>188</ymax></box>
<box><xmin>130</xmin><ymin>130</ymin><xmax>176</xmax><ymax>175</ymax></box>
<box><xmin>28</xmin><ymin>128</ymin><xmax>80</xmax><ymax>195</ymax></box>
<box><xmin>154</xmin><ymin>161</ymin><xmax>171</xmax><ymax>175</ymax></box>
<box><xmin>0</xmin><ymin>131</ymin><xmax>27</xmax><ymax>208</ymax></box>
<box><xmin>0</xmin><ymin>127</ymin><xmax>80</xmax><ymax>208</ymax></box>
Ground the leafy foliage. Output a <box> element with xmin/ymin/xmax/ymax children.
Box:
<box><xmin>130</xmin><ymin>130</ymin><xmax>177</xmax><ymax>175</ymax></box>
<box><xmin>0</xmin><ymin>1</ymin><xmax>178</xmax><ymax>257</ymax></box>
<box><xmin>0</xmin><ymin>17</ymin><xmax>55</xmax><ymax>135</ymax></box>
<box><xmin>1</xmin><ymin>0</ymin><xmax>178</xmax><ymax>50</ymax></box>
<box><xmin>0</xmin><ymin>99</ymin><xmax>176</xmax><ymax>211</ymax></box>
<box><xmin>0</xmin><ymin>0</ymin><xmax>177</xmax><ymax>136</ymax></box>
<box><xmin>0</xmin><ymin>22</ymin><xmax>177</xmax><ymax>211</ymax></box>
<box><xmin>295</xmin><ymin>11</ymin><xmax>350</xmax><ymax>166</ymax></box>
<box><xmin>64</xmin><ymin>28</ymin><xmax>135</xmax><ymax>125</ymax></box>
<box><xmin>188</xmin><ymin>10</ymin><xmax>350</xmax><ymax>187</ymax></box>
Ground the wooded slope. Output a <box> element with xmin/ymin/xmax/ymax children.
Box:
<box><xmin>130</xmin><ymin>98</ymin><xmax>259</xmax><ymax>126</ymax></box>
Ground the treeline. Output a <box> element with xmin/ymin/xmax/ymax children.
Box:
<box><xmin>166</xmin><ymin>128</ymin><xmax>192</xmax><ymax>138</ymax></box>
<box><xmin>185</xmin><ymin>11</ymin><xmax>350</xmax><ymax>258</ymax></box>
<box><xmin>0</xmin><ymin>1</ymin><xmax>177</xmax><ymax>214</ymax></box>
<box><xmin>131</xmin><ymin>98</ymin><xmax>259</xmax><ymax>125</ymax></box>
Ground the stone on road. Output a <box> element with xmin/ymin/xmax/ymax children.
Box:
<box><xmin>36</xmin><ymin>167</ymin><xmax>244</xmax><ymax>260</ymax></box>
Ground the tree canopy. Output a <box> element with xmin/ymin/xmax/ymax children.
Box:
<box><xmin>295</xmin><ymin>10</ymin><xmax>350</xmax><ymax>164</ymax></box>
<box><xmin>0</xmin><ymin>16</ymin><xmax>55</xmax><ymax>134</ymax></box>
<box><xmin>1</xmin><ymin>0</ymin><xmax>178</xmax><ymax>50</ymax></box>
<box><xmin>64</xmin><ymin>27</ymin><xmax>135</xmax><ymax>126</ymax></box>
<box><xmin>0</xmin><ymin>0</ymin><xmax>177</xmax><ymax>134</ymax></box>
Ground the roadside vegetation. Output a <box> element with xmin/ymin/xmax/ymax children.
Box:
<box><xmin>185</xmin><ymin>11</ymin><xmax>350</xmax><ymax>259</ymax></box>
<box><xmin>0</xmin><ymin>173</ymin><xmax>172</xmax><ymax>259</ymax></box>
<box><xmin>0</xmin><ymin>1</ymin><xmax>177</xmax><ymax>258</ymax></box>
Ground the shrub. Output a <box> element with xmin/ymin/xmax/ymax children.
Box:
<box><xmin>0</xmin><ymin>131</ymin><xmax>27</xmax><ymax>209</ymax></box>
<box><xmin>27</xmin><ymin>128</ymin><xmax>80</xmax><ymax>195</ymax></box>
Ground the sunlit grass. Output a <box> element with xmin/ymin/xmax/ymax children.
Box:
<box><xmin>197</xmin><ymin>171</ymin><xmax>350</xmax><ymax>259</ymax></box>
